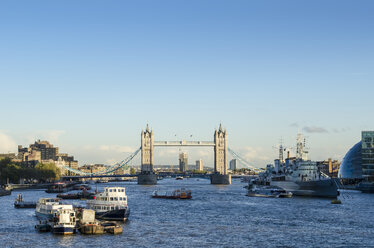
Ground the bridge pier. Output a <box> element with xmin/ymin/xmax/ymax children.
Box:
<box><xmin>138</xmin><ymin>125</ymin><xmax>157</xmax><ymax>185</ymax></box>
<box><xmin>211</xmin><ymin>124</ymin><xmax>231</xmax><ymax>185</ymax></box>
<box><xmin>210</xmin><ymin>174</ymin><xmax>231</xmax><ymax>184</ymax></box>
<box><xmin>137</xmin><ymin>172</ymin><xmax>158</xmax><ymax>185</ymax></box>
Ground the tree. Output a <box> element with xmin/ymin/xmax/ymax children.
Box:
<box><xmin>130</xmin><ymin>167</ymin><xmax>136</xmax><ymax>175</ymax></box>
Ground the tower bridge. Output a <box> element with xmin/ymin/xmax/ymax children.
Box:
<box><xmin>138</xmin><ymin>124</ymin><xmax>231</xmax><ymax>185</ymax></box>
<box><xmin>60</xmin><ymin>124</ymin><xmax>262</xmax><ymax>183</ymax></box>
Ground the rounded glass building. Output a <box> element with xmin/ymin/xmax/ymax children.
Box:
<box><xmin>338</xmin><ymin>141</ymin><xmax>363</xmax><ymax>179</ymax></box>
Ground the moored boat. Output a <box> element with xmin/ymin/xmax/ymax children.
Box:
<box><xmin>14</xmin><ymin>194</ymin><xmax>37</xmax><ymax>208</ymax></box>
<box><xmin>35</xmin><ymin>220</ymin><xmax>51</xmax><ymax>232</ymax></box>
<box><xmin>51</xmin><ymin>208</ymin><xmax>77</xmax><ymax>235</ymax></box>
<box><xmin>57</xmin><ymin>190</ymin><xmax>95</xmax><ymax>200</ymax></box>
<box><xmin>73</xmin><ymin>184</ymin><xmax>92</xmax><ymax>190</ymax></box>
<box><xmin>246</xmin><ymin>185</ymin><xmax>292</xmax><ymax>198</ymax></box>
<box><xmin>356</xmin><ymin>182</ymin><xmax>374</xmax><ymax>193</ymax></box>
<box><xmin>152</xmin><ymin>188</ymin><xmax>192</xmax><ymax>199</ymax></box>
<box><xmin>77</xmin><ymin>209</ymin><xmax>104</xmax><ymax>235</ymax></box>
<box><xmin>101</xmin><ymin>221</ymin><xmax>123</xmax><ymax>234</ymax></box>
<box><xmin>0</xmin><ymin>187</ymin><xmax>11</xmax><ymax>196</ymax></box>
<box><xmin>86</xmin><ymin>187</ymin><xmax>130</xmax><ymax>221</ymax></box>
<box><xmin>35</xmin><ymin>198</ymin><xmax>73</xmax><ymax>220</ymax></box>
<box><xmin>46</xmin><ymin>182</ymin><xmax>69</xmax><ymax>193</ymax></box>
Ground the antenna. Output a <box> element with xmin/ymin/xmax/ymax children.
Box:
<box><xmin>273</xmin><ymin>137</ymin><xmax>287</xmax><ymax>163</ymax></box>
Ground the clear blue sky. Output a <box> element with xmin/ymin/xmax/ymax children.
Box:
<box><xmin>0</xmin><ymin>0</ymin><xmax>373</xmax><ymax>167</ymax></box>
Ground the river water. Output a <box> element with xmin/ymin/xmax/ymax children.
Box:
<box><xmin>0</xmin><ymin>178</ymin><xmax>373</xmax><ymax>248</ymax></box>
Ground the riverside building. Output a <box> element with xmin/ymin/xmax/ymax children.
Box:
<box><xmin>16</xmin><ymin>140</ymin><xmax>78</xmax><ymax>175</ymax></box>
<box><xmin>196</xmin><ymin>159</ymin><xmax>203</xmax><ymax>171</ymax></box>
<box><xmin>338</xmin><ymin>131</ymin><xmax>374</xmax><ymax>182</ymax></box>
<box><xmin>229</xmin><ymin>159</ymin><xmax>237</xmax><ymax>171</ymax></box>
<box><xmin>179</xmin><ymin>152</ymin><xmax>188</xmax><ymax>172</ymax></box>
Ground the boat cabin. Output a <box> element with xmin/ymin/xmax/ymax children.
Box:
<box><xmin>94</xmin><ymin>187</ymin><xmax>127</xmax><ymax>203</ymax></box>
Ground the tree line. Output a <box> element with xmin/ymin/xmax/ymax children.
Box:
<box><xmin>0</xmin><ymin>157</ymin><xmax>61</xmax><ymax>184</ymax></box>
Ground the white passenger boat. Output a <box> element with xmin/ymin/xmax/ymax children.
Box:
<box><xmin>86</xmin><ymin>187</ymin><xmax>130</xmax><ymax>221</ymax></box>
<box><xmin>52</xmin><ymin>208</ymin><xmax>77</xmax><ymax>235</ymax></box>
<box><xmin>35</xmin><ymin>198</ymin><xmax>73</xmax><ymax>220</ymax></box>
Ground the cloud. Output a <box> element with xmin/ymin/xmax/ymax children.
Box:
<box><xmin>302</xmin><ymin>126</ymin><xmax>328</xmax><ymax>133</ymax></box>
<box><xmin>229</xmin><ymin>146</ymin><xmax>271</xmax><ymax>169</ymax></box>
<box><xmin>289</xmin><ymin>122</ymin><xmax>299</xmax><ymax>128</ymax></box>
<box><xmin>241</xmin><ymin>146</ymin><xmax>270</xmax><ymax>162</ymax></box>
<box><xmin>332</xmin><ymin>127</ymin><xmax>350</xmax><ymax>133</ymax></box>
<box><xmin>99</xmin><ymin>145</ymin><xmax>136</xmax><ymax>153</ymax></box>
<box><xmin>0</xmin><ymin>133</ymin><xmax>17</xmax><ymax>153</ymax></box>
<box><xmin>25</xmin><ymin>130</ymin><xmax>66</xmax><ymax>144</ymax></box>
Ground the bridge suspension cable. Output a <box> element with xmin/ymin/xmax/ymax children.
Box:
<box><xmin>62</xmin><ymin>147</ymin><xmax>141</xmax><ymax>176</ymax></box>
<box><xmin>227</xmin><ymin>147</ymin><xmax>265</xmax><ymax>173</ymax></box>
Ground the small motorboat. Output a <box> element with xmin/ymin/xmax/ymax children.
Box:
<box><xmin>152</xmin><ymin>188</ymin><xmax>192</xmax><ymax>199</ymax></box>
<box><xmin>176</xmin><ymin>176</ymin><xmax>183</xmax><ymax>180</ymax></box>
<box><xmin>246</xmin><ymin>185</ymin><xmax>292</xmax><ymax>198</ymax></box>
<box><xmin>14</xmin><ymin>194</ymin><xmax>37</xmax><ymax>208</ymax></box>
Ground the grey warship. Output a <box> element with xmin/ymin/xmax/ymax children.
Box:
<box><xmin>261</xmin><ymin>134</ymin><xmax>338</xmax><ymax>198</ymax></box>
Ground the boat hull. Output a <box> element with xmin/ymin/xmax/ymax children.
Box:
<box><xmin>152</xmin><ymin>195</ymin><xmax>192</xmax><ymax>199</ymax></box>
<box><xmin>52</xmin><ymin>226</ymin><xmax>75</xmax><ymax>235</ymax></box>
<box><xmin>95</xmin><ymin>208</ymin><xmax>130</xmax><ymax>221</ymax></box>
<box><xmin>246</xmin><ymin>193</ymin><xmax>276</xmax><ymax>198</ymax></box>
<box><xmin>270</xmin><ymin>179</ymin><xmax>338</xmax><ymax>198</ymax></box>
<box><xmin>79</xmin><ymin>224</ymin><xmax>105</xmax><ymax>235</ymax></box>
<box><xmin>15</xmin><ymin>202</ymin><xmax>36</xmax><ymax>208</ymax></box>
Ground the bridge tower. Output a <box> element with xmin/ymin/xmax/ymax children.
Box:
<box><xmin>138</xmin><ymin>124</ymin><xmax>157</xmax><ymax>185</ymax></box>
<box><xmin>211</xmin><ymin>124</ymin><xmax>231</xmax><ymax>184</ymax></box>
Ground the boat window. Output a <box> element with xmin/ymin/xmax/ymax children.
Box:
<box><xmin>113</xmin><ymin>189</ymin><xmax>116</xmax><ymax>192</ymax></box>
<box><xmin>105</xmin><ymin>189</ymin><xmax>108</xmax><ymax>192</ymax></box>
<box><xmin>109</xmin><ymin>189</ymin><xmax>112</xmax><ymax>192</ymax></box>
<box><xmin>111</xmin><ymin>206</ymin><xmax>114</xmax><ymax>210</ymax></box>
<box><xmin>110</xmin><ymin>197</ymin><xmax>113</xmax><ymax>201</ymax></box>
<box><xmin>113</xmin><ymin>197</ymin><xmax>117</xmax><ymax>201</ymax></box>
<box><xmin>119</xmin><ymin>197</ymin><xmax>122</xmax><ymax>201</ymax></box>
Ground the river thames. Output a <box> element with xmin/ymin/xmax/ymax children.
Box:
<box><xmin>0</xmin><ymin>178</ymin><xmax>373</xmax><ymax>248</ymax></box>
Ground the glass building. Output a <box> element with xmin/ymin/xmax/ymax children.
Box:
<box><xmin>338</xmin><ymin>141</ymin><xmax>363</xmax><ymax>179</ymax></box>
<box><xmin>362</xmin><ymin>131</ymin><xmax>374</xmax><ymax>181</ymax></box>
<box><xmin>338</xmin><ymin>131</ymin><xmax>374</xmax><ymax>182</ymax></box>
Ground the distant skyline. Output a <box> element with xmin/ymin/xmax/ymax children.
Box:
<box><xmin>0</xmin><ymin>1</ymin><xmax>373</xmax><ymax>167</ymax></box>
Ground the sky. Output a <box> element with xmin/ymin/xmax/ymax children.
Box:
<box><xmin>0</xmin><ymin>0</ymin><xmax>373</xmax><ymax>168</ymax></box>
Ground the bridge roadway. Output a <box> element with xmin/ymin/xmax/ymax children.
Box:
<box><xmin>62</xmin><ymin>173</ymin><xmax>211</xmax><ymax>180</ymax></box>
<box><xmin>154</xmin><ymin>141</ymin><xmax>215</xmax><ymax>146</ymax></box>
<box><xmin>61</xmin><ymin>173</ymin><xmax>252</xmax><ymax>180</ymax></box>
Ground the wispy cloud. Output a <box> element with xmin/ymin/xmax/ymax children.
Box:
<box><xmin>332</xmin><ymin>127</ymin><xmax>350</xmax><ymax>133</ymax></box>
<box><xmin>99</xmin><ymin>145</ymin><xmax>136</xmax><ymax>153</ymax></box>
<box><xmin>289</xmin><ymin>122</ymin><xmax>299</xmax><ymax>128</ymax></box>
<box><xmin>302</xmin><ymin>126</ymin><xmax>328</xmax><ymax>133</ymax></box>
